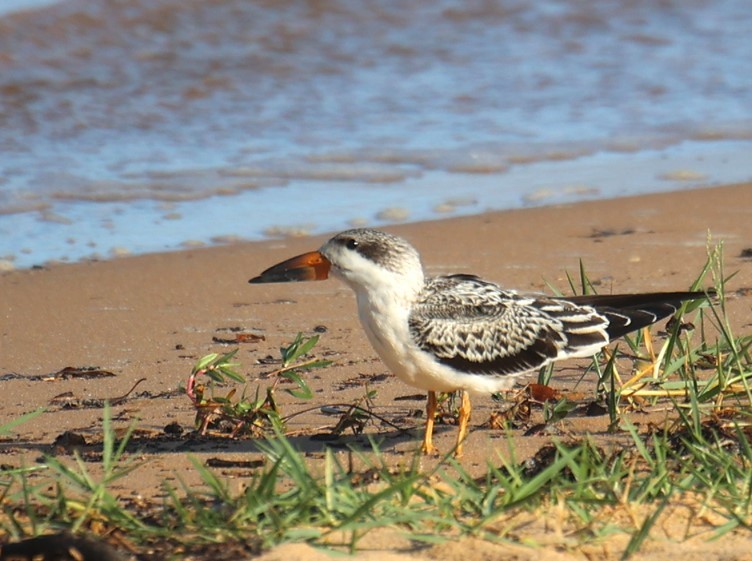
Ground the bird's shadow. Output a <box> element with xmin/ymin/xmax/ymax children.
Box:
<box><xmin>1</xmin><ymin>424</ymin><xmax>437</xmax><ymax>461</ymax></box>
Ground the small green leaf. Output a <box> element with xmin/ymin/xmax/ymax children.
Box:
<box><xmin>219</xmin><ymin>367</ymin><xmax>246</xmax><ymax>383</ymax></box>
<box><xmin>293</xmin><ymin>334</ymin><xmax>320</xmax><ymax>360</ymax></box>
<box><xmin>281</xmin><ymin>370</ymin><xmax>314</xmax><ymax>400</ymax></box>
<box><xmin>280</xmin><ymin>332</ymin><xmax>304</xmax><ymax>365</ymax></box>
<box><xmin>217</xmin><ymin>348</ymin><xmax>239</xmax><ymax>363</ymax></box>
<box><xmin>544</xmin><ymin>398</ymin><xmax>577</xmax><ymax>424</ymax></box>
<box><xmin>296</xmin><ymin>359</ymin><xmax>333</xmax><ymax>371</ymax></box>
<box><xmin>204</xmin><ymin>368</ymin><xmax>226</xmax><ymax>383</ymax></box>
<box><xmin>193</xmin><ymin>353</ymin><xmax>220</xmax><ymax>374</ymax></box>
<box><xmin>281</xmin><ymin>333</ymin><xmax>322</xmax><ymax>366</ymax></box>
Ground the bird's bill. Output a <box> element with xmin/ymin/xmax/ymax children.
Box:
<box><xmin>249</xmin><ymin>251</ymin><xmax>331</xmax><ymax>284</ymax></box>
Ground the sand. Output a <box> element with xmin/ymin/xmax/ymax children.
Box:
<box><xmin>1</xmin><ymin>183</ymin><xmax>751</xmax><ymax>559</ymax></box>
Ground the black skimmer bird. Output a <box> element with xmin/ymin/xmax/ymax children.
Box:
<box><xmin>250</xmin><ymin>228</ymin><xmax>710</xmax><ymax>456</ymax></box>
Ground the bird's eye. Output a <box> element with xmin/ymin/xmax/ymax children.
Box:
<box><xmin>346</xmin><ymin>238</ymin><xmax>359</xmax><ymax>250</ymax></box>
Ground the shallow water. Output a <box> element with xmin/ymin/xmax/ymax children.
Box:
<box><xmin>1</xmin><ymin>0</ymin><xmax>751</xmax><ymax>268</ymax></box>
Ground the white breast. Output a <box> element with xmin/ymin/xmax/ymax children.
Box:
<box><xmin>355</xmin><ymin>288</ymin><xmax>519</xmax><ymax>394</ymax></box>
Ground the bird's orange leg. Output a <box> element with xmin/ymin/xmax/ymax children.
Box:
<box><xmin>455</xmin><ymin>391</ymin><xmax>471</xmax><ymax>458</ymax></box>
<box><xmin>421</xmin><ymin>391</ymin><xmax>437</xmax><ymax>454</ymax></box>
<box><xmin>643</xmin><ymin>326</ymin><xmax>656</xmax><ymax>363</ymax></box>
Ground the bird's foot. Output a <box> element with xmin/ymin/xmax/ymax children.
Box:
<box><xmin>421</xmin><ymin>441</ymin><xmax>437</xmax><ymax>455</ymax></box>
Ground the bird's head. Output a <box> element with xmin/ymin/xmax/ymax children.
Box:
<box><xmin>249</xmin><ymin>228</ymin><xmax>425</xmax><ymax>296</ymax></box>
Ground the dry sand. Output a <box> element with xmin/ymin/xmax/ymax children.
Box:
<box><xmin>1</xmin><ymin>183</ymin><xmax>752</xmax><ymax>559</ymax></box>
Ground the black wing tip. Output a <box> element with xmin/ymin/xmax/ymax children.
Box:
<box><xmin>680</xmin><ymin>288</ymin><xmax>716</xmax><ymax>299</ymax></box>
<box><xmin>565</xmin><ymin>289</ymin><xmax>715</xmax><ymax>340</ymax></box>
<box><xmin>567</xmin><ymin>289</ymin><xmax>716</xmax><ymax>307</ymax></box>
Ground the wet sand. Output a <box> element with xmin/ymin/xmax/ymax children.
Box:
<box><xmin>1</xmin><ymin>183</ymin><xmax>751</xmax><ymax>560</ymax></box>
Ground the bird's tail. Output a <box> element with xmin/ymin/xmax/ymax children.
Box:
<box><xmin>564</xmin><ymin>291</ymin><xmax>713</xmax><ymax>339</ymax></box>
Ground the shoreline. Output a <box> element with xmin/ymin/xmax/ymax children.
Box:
<box><xmin>3</xmin><ymin>164</ymin><xmax>751</xmax><ymax>271</ymax></box>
